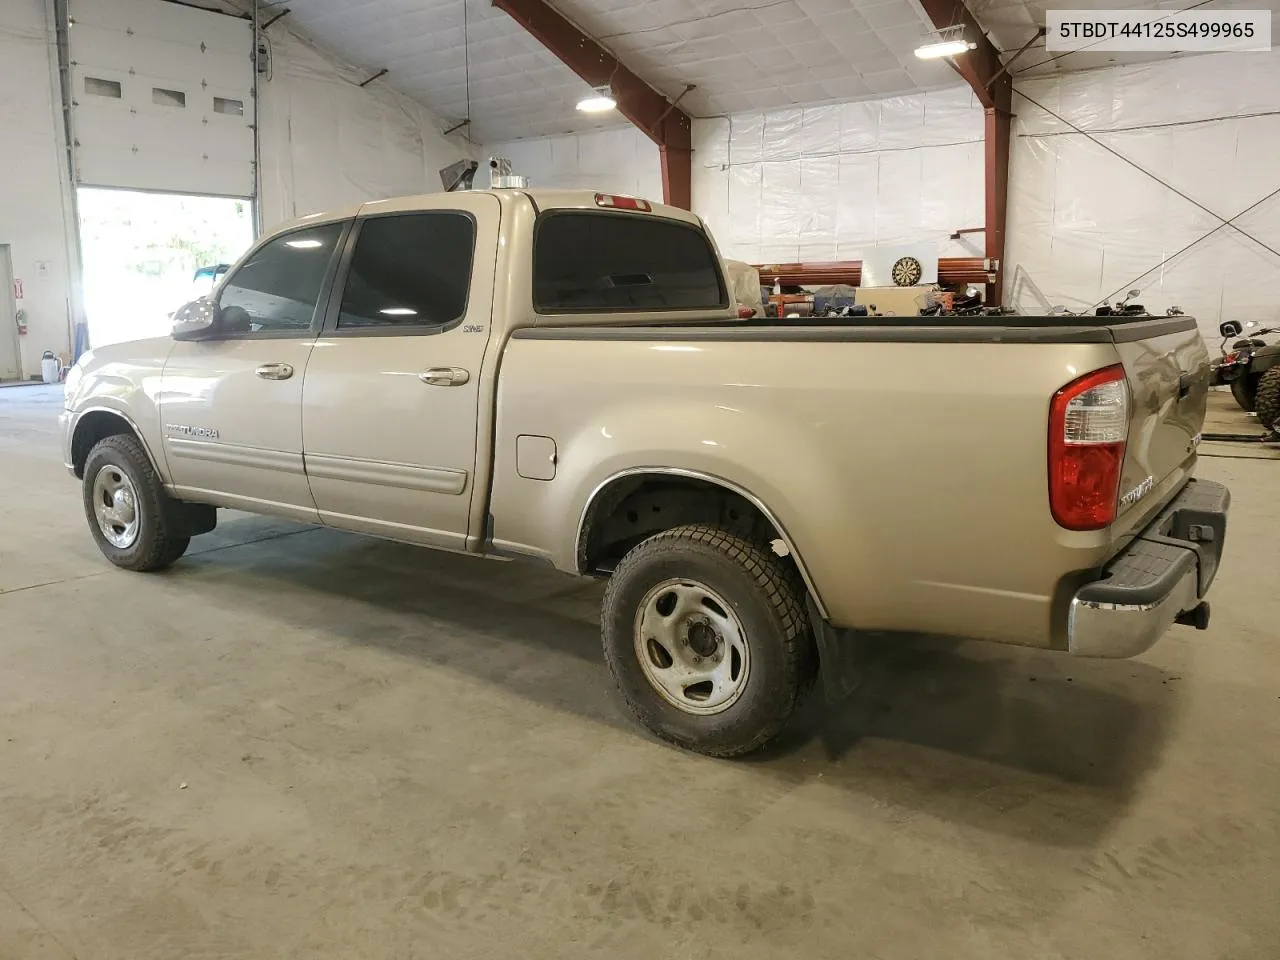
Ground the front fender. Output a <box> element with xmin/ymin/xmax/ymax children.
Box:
<box><xmin>65</xmin><ymin>340</ymin><xmax>172</xmax><ymax>480</ymax></box>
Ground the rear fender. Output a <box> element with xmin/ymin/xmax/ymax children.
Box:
<box><xmin>1249</xmin><ymin>345</ymin><xmax>1280</xmax><ymax>373</ymax></box>
<box><xmin>560</xmin><ymin>399</ymin><xmax>866</xmax><ymax>622</ymax></box>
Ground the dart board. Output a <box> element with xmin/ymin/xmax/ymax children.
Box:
<box><xmin>891</xmin><ymin>256</ymin><xmax>923</xmax><ymax>287</ymax></box>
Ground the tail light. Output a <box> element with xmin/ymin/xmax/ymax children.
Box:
<box><xmin>1048</xmin><ymin>364</ymin><xmax>1129</xmax><ymax>530</ymax></box>
<box><xmin>1223</xmin><ymin>351</ymin><xmax>1240</xmax><ymax>365</ymax></box>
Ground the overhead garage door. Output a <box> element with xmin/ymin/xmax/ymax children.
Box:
<box><xmin>68</xmin><ymin>0</ymin><xmax>254</xmax><ymax>198</ymax></box>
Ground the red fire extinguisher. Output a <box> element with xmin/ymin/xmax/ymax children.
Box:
<box><xmin>15</xmin><ymin>308</ymin><xmax>27</xmax><ymax>336</ymax></box>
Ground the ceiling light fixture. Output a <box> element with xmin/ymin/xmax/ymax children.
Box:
<box><xmin>914</xmin><ymin>26</ymin><xmax>977</xmax><ymax>59</ymax></box>
<box><xmin>576</xmin><ymin>86</ymin><xmax>617</xmax><ymax>113</ymax></box>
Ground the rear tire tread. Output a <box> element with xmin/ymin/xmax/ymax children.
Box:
<box><xmin>1255</xmin><ymin>367</ymin><xmax>1280</xmax><ymax>434</ymax></box>
<box><xmin>602</xmin><ymin>523</ymin><xmax>815</xmax><ymax>757</ymax></box>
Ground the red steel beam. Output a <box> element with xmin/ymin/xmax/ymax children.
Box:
<box><xmin>492</xmin><ymin>0</ymin><xmax>692</xmax><ymax>209</ymax></box>
<box><xmin>984</xmin><ymin>89</ymin><xmax>1012</xmax><ymax>305</ymax></box>
<box><xmin>917</xmin><ymin>0</ymin><xmax>1013</xmax><ymax>304</ymax></box>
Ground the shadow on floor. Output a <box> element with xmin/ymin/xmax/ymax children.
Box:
<box><xmin>175</xmin><ymin>515</ymin><xmax>1179</xmax><ymax>846</ymax></box>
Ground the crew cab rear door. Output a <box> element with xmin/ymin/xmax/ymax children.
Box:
<box><xmin>299</xmin><ymin>193</ymin><xmax>499</xmax><ymax>550</ymax></box>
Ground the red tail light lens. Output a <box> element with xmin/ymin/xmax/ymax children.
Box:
<box><xmin>595</xmin><ymin>193</ymin><xmax>651</xmax><ymax>212</ymax></box>
<box><xmin>1048</xmin><ymin>364</ymin><xmax>1129</xmax><ymax>530</ymax></box>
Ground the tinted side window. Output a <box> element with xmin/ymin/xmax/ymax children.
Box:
<box><xmin>533</xmin><ymin>213</ymin><xmax>726</xmax><ymax>313</ymax></box>
<box><xmin>337</xmin><ymin>212</ymin><xmax>475</xmax><ymax>329</ymax></box>
<box><xmin>217</xmin><ymin>222</ymin><xmax>344</xmax><ymax>335</ymax></box>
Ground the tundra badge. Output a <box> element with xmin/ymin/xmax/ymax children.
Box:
<box><xmin>1119</xmin><ymin>475</ymin><xmax>1155</xmax><ymax>509</ymax></box>
<box><xmin>166</xmin><ymin>424</ymin><xmax>219</xmax><ymax>440</ymax></box>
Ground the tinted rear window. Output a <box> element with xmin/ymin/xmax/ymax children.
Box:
<box><xmin>533</xmin><ymin>212</ymin><xmax>726</xmax><ymax>313</ymax></box>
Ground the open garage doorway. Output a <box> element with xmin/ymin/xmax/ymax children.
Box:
<box><xmin>78</xmin><ymin>188</ymin><xmax>254</xmax><ymax>348</ymax></box>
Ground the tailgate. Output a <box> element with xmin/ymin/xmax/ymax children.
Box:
<box><xmin>1111</xmin><ymin>316</ymin><xmax>1210</xmax><ymax>532</ymax></box>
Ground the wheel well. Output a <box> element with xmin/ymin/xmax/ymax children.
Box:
<box><xmin>578</xmin><ymin>474</ymin><xmax>792</xmax><ymax>576</ymax></box>
<box><xmin>71</xmin><ymin>411</ymin><xmax>140</xmax><ymax>478</ymax></box>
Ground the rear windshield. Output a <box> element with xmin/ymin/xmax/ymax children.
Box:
<box><xmin>533</xmin><ymin>212</ymin><xmax>727</xmax><ymax>313</ymax></box>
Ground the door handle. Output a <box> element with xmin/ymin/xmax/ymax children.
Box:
<box><xmin>255</xmin><ymin>363</ymin><xmax>295</xmax><ymax>380</ymax></box>
<box><xmin>419</xmin><ymin>367</ymin><xmax>470</xmax><ymax>387</ymax></box>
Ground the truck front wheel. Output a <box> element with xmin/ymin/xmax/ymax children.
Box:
<box><xmin>82</xmin><ymin>434</ymin><xmax>190</xmax><ymax>571</ymax></box>
<box><xmin>601</xmin><ymin>524</ymin><xmax>814</xmax><ymax>757</ymax></box>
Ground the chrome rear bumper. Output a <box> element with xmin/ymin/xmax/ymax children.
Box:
<box><xmin>1068</xmin><ymin>479</ymin><xmax>1229</xmax><ymax>658</ymax></box>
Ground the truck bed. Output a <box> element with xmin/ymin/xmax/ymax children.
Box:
<box><xmin>492</xmin><ymin>313</ymin><xmax>1208</xmax><ymax>649</ymax></box>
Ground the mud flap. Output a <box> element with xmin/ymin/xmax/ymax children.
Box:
<box><xmin>806</xmin><ymin>596</ymin><xmax>861</xmax><ymax>703</ymax></box>
<box><xmin>172</xmin><ymin>501</ymin><xmax>218</xmax><ymax>537</ymax></box>
<box><xmin>805</xmin><ymin>596</ymin><xmax>865</xmax><ymax>758</ymax></box>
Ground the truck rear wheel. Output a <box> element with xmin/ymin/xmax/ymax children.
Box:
<box><xmin>83</xmin><ymin>435</ymin><xmax>190</xmax><ymax>571</ymax></box>
<box><xmin>601</xmin><ymin>524</ymin><xmax>814</xmax><ymax>757</ymax></box>
<box><xmin>1255</xmin><ymin>367</ymin><xmax>1280</xmax><ymax>434</ymax></box>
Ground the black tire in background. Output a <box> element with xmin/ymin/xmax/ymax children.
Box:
<box><xmin>82</xmin><ymin>434</ymin><xmax>190</xmax><ymax>572</ymax></box>
<box><xmin>601</xmin><ymin>524</ymin><xmax>815</xmax><ymax>757</ymax></box>
<box><xmin>1255</xmin><ymin>367</ymin><xmax>1280</xmax><ymax>434</ymax></box>
<box><xmin>1230</xmin><ymin>375</ymin><xmax>1257</xmax><ymax>412</ymax></box>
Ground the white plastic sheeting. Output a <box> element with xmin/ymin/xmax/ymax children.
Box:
<box><xmin>68</xmin><ymin>0</ymin><xmax>254</xmax><ymax>197</ymax></box>
<box><xmin>692</xmin><ymin>86</ymin><xmax>986</xmax><ymax>264</ymax></box>
<box><xmin>0</xmin><ymin>0</ymin><xmax>78</xmax><ymax>378</ymax></box>
<box><xmin>483</xmin><ymin>126</ymin><xmax>663</xmax><ymax>201</ymax></box>
<box><xmin>1005</xmin><ymin>52</ymin><xmax>1280</xmax><ymax>338</ymax></box>
<box><xmin>257</xmin><ymin>30</ymin><xmax>475</xmax><ymax>229</ymax></box>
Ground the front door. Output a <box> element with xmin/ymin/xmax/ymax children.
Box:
<box><xmin>301</xmin><ymin>194</ymin><xmax>499</xmax><ymax>549</ymax></box>
<box><xmin>160</xmin><ymin>219</ymin><xmax>347</xmax><ymax>521</ymax></box>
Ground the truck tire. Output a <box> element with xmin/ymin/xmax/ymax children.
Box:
<box><xmin>83</xmin><ymin>434</ymin><xmax>190</xmax><ymax>571</ymax></box>
<box><xmin>1255</xmin><ymin>367</ymin><xmax>1280</xmax><ymax>433</ymax></box>
<box><xmin>1230</xmin><ymin>375</ymin><xmax>1256</xmax><ymax>412</ymax></box>
<box><xmin>601</xmin><ymin>524</ymin><xmax>815</xmax><ymax>757</ymax></box>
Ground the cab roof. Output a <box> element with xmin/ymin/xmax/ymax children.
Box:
<box><xmin>262</xmin><ymin>188</ymin><xmax>700</xmax><ymax>241</ymax></box>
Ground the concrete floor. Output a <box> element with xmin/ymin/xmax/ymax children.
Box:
<box><xmin>2</xmin><ymin>384</ymin><xmax>1278</xmax><ymax>960</ymax></box>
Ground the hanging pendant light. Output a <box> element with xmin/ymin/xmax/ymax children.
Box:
<box><xmin>576</xmin><ymin>85</ymin><xmax>617</xmax><ymax>113</ymax></box>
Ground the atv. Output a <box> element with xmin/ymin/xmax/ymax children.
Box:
<box><xmin>1214</xmin><ymin>320</ymin><xmax>1280</xmax><ymax>411</ymax></box>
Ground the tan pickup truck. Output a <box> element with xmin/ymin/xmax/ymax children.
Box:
<box><xmin>61</xmin><ymin>188</ymin><xmax>1229</xmax><ymax>756</ymax></box>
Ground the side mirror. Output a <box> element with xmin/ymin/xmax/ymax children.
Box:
<box><xmin>1219</xmin><ymin>320</ymin><xmax>1243</xmax><ymax>338</ymax></box>
<box><xmin>172</xmin><ymin>298</ymin><xmax>220</xmax><ymax>340</ymax></box>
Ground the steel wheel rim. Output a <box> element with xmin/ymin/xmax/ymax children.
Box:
<box><xmin>633</xmin><ymin>578</ymin><xmax>751</xmax><ymax>716</ymax></box>
<box><xmin>91</xmin><ymin>464</ymin><xmax>141</xmax><ymax>549</ymax></box>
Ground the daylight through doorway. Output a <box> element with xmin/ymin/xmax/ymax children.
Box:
<box><xmin>78</xmin><ymin>188</ymin><xmax>254</xmax><ymax>348</ymax></box>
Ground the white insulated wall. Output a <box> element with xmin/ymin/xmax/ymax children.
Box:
<box><xmin>257</xmin><ymin>29</ymin><xmax>475</xmax><ymax>228</ymax></box>
<box><xmin>693</xmin><ymin>86</ymin><xmax>986</xmax><ymax>265</ymax></box>
<box><xmin>0</xmin><ymin>0</ymin><xmax>78</xmax><ymax>379</ymax></box>
<box><xmin>1006</xmin><ymin>51</ymin><xmax>1280</xmax><ymax>337</ymax></box>
<box><xmin>484</xmin><ymin>126</ymin><xmax>663</xmax><ymax>201</ymax></box>
<box><xmin>484</xmin><ymin>88</ymin><xmax>986</xmax><ymax>267</ymax></box>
